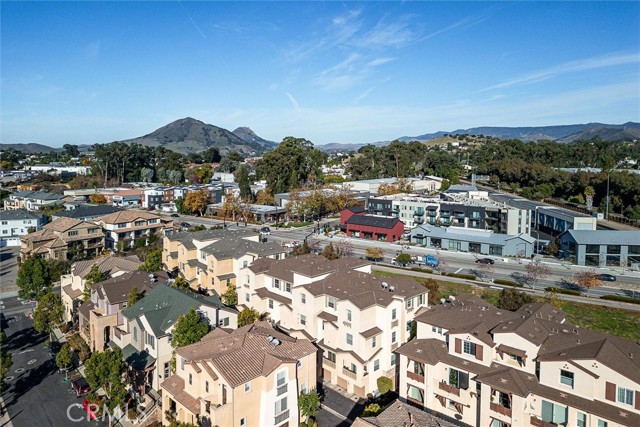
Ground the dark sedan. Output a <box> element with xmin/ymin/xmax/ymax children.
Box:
<box><xmin>475</xmin><ymin>258</ymin><xmax>495</xmax><ymax>265</ymax></box>
<box><xmin>597</xmin><ymin>274</ymin><xmax>616</xmax><ymax>282</ymax></box>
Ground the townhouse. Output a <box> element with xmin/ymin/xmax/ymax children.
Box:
<box><xmin>111</xmin><ymin>283</ymin><xmax>238</xmax><ymax>394</ymax></box>
<box><xmin>94</xmin><ymin>210</ymin><xmax>171</xmax><ymax>249</ymax></box>
<box><xmin>20</xmin><ymin>217</ymin><xmax>105</xmax><ymax>261</ymax></box>
<box><xmin>78</xmin><ymin>270</ymin><xmax>166</xmax><ymax>351</ymax></box>
<box><xmin>161</xmin><ymin>322</ymin><xmax>317</xmax><ymax>427</ymax></box>
<box><xmin>243</xmin><ymin>254</ymin><xmax>429</xmax><ymax>397</ymax></box>
<box><xmin>0</xmin><ymin>209</ymin><xmax>46</xmax><ymax>247</ymax></box>
<box><xmin>353</xmin><ymin>399</ymin><xmax>457</xmax><ymax>427</ymax></box>
<box><xmin>3</xmin><ymin>190</ymin><xmax>67</xmax><ymax>211</ymax></box>
<box><xmin>61</xmin><ymin>255</ymin><xmax>142</xmax><ymax>323</ymax></box>
<box><xmin>395</xmin><ymin>294</ymin><xmax>640</xmax><ymax>427</ymax></box>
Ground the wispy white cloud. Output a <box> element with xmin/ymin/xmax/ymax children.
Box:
<box><xmin>479</xmin><ymin>52</ymin><xmax>640</xmax><ymax>92</ymax></box>
<box><xmin>421</xmin><ymin>14</ymin><xmax>487</xmax><ymax>42</ymax></box>
<box><xmin>178</xmin><ymin>0</ymin><xmax>206</xmax><ymax>39</ymax></box>
<box><xmin>286</xmin><ymin>92</ymin><xmax>300</xmax><ymax>110</ymax></box>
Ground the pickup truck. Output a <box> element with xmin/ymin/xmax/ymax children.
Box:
<box><xmin>424</xmin><ymin>255</ymin><xmax>439</xmax><ymax>267</ymax></box>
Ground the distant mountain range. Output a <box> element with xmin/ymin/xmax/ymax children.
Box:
<box><xmin>2</xmin><ymin>120</ymin><xmax>638</xmax><ymax>155</ymax></box>
<box><xmin>114</xmin><ymin>117</ymin><xmax>277</xmax><ymax>155</ymax></box>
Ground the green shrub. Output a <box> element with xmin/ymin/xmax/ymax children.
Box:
<box><xmin>443</xmin><ymin>273</ymin><xmax>476</xmax><ymax>280</ymax></box>
<box><xmin>299</xmin><ymin>423</ymin><xmax>307</xmax><ymax>427</ymax></box>
<box><xmin>377</xmin><ymin>376</ymin><xmax>393</xmax><ymax>394</ymax></box>
<box><xmin>494</xmin><ymin>279</ymin><xmax>522</xmax><ymax>287</ymax></box>
<box><xmin>411</xmin><ymin>267</ymin><xmax>433</xmax><ymax>274</ymax></box>
<box><xmin>600</xmin><ymin>295</ymin><xmax>640</xmax><ymax>305</ymax></box>
<box><xmin>545</xmin><ymin>287</ymin><xmax>581</xmax><ymax>296</ymax></box>
<box><xmin>362</xmin><ymin>403</ymin><xmax>383</xmax><ymax>417</ymax></box>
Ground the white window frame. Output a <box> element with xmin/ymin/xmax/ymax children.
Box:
<box><xmin>617</xmin><ymin>386</ymin><xmax>634</xmax><ymax>406</ymax></box>
<box><xmin>346</xmin><ymin>333</ymin><xmax>353</xmax><ymax>345</ymax></box>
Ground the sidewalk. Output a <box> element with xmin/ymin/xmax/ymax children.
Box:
<box><xmin>0</xmin><ymin>395</ymin><xmax>15</xmax><ymax>427</ymax></box>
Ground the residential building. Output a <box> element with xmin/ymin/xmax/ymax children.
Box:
<box><xmin>410</xmin><ymin>224</ymin><xmax>535</xmax><ymax>257</ymax></box>
<box><xmin>559</xmin><ymin>230</ymin><xmax>640</xmax><ymax>268</ymax></box>
<box><xmin>3</xmin><ymin>190</ymin><xmax>67</xmax><ymax>211</ymax></box>
<box><xmin>244</xmin><ymin>254</ymin><xmax>429</xmax><ymax>397</ymax></box>
<box><xmin>111</xmin><ymin>283</ymin><xmax>238</xmax><ymax>394</ymax></box>
<box><xmin>61</xmin><ymin>255</ymin><xmax>142</xmax><ymax>323</ymax></box>
<box><xmin>52</xmin><ymin>205</ymin><xmax>123</xmax><ymax>221</ymax></box>
<box><xmin>161</xmin><ymin>322</ymin><xmax>317</xmax><ymax>427</ymax></box>
<box><xmin>111</xmin><ymin>189</ymin><xmax>143</xmax><ymax>207</ymax></box>
<box><xmin>0</xmin><ymin>210</ymin><xmax>46</xmax><ymax>247</ymax></box>
<box><xmin>20</xmin><ymin>217</ymin><xmax>104</xmax><ymax>261</ymax></box>
<box><xmin>352</xmin><ymin>399</ymin><xmax>457</xmax><ymax>427</ymax></box>
<box><xmin>142</xmin><ymin>188</ymin><xmax>165</xmax><ymax>209</ymax></box>
<box><xmin>341</xmin><ymin>177</ymin><xmax>443</xmax><ymax>195</ymax></box>
<box><xmin>274</xmin><ymin>188</ymin><xmax>370</xmax><ymax>211</ymax></box>
<box><xmin>78</xmin><ymin>270</ymin><xmax>166</xmax><ymax>352</ymax></box>
<box><xmin>340</xmin><ymin>207</ymin><xmax>405</xmax><ymax>242</ymax></box>
<box><xmin>395</xmin><ymin>295</ymin><xmax>640</xmax><ymax>427</ymax></box>
<box><xmin>95</xmin><ymin>211</ymin><xmax>170</xmax><ymax>249</ymax></box>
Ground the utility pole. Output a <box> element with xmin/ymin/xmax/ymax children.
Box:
<box><xmin>605</xmin><ymin>174</ymin><xmax>610</xmax><ymax>220</ymax></box>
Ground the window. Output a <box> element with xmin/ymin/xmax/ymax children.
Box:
<box><xmin>243</xmin><ymin>260</ymin><xmax>248</xmax><ymax>268</ymax></box>
<box><xmin>244</xmin><ymin>382</ymin><xmax>251</xmax><ymax>392</ymax></box>
<box><xmin>117</xmin><ymin>223</ymin><xmax>127</xmax><ymax>228</ymax></box>
<box><xmin>132</xmin><ymin>326</ymin><xmax>138</xmax><ymax>341</ymax></box>
<box><xmin>181</xmin><ymin>357</ymin><xmax>185</xmax><ymax>371</ymax></box>
<box><xmin>372</xmin><ymin>359</ymin><xmax>379</xmax><ymax>371</ymax></box>
<box><xmin>240</xmin><ymin>418</ymin><xmax>246</xmax><ymax>426</ymax></box>
<box><xmin>68</xmin><ymin>230</ymin><xmax>78</xmax><ymax>237</ymax></box>
<box><xmin>392</xmin><ymin>308</ymin><xmax>397</xmax><ymax>320</ymax></box>
<box><xmin>285</xmin><ymin>282</ymin><xmax>291</xmax><ymax>293</ymax></box>
<box><xmin>301</xmin><ymin>293</ymin><xmax>306</xmax><ymax>304</ymax></box>
<box><xmin>269</xmin><ymin>299</ymin><xmax>274</xmax><ymax>309</ymax></box>
<box><xmin>577</xmin><ymin>412</ymin><xmax>586</xmax><ymax>427</ymax></box>
<box><xmin>327</xmin><ymin>296</ymin><xmax>335</xmax><ymax>309</ymax></box>
<box><xmin>189</xmin><ymin>373</ymin><xmax>192</xmax><ymax>385</ymax></box>
<box><xmin>448</xmin><ymin>369</ymin><xmax>469</xmax><ymax>389</ymax></box>
<box><xmin>277</xmin><ymin>371</ymin><xmax>286</xmax><ymax>386</ymax></box>
<box><xmin>274</xmin><ymin>396</ymin><xmax>287</xmax><ymax>414</ymax></box>
<box><xmin>406</xmin><ymin>321</ymin><xmax>412</xmax><ymax>332</ymax></box>
<box><xmin>372</xmin><ymin>336</ymin><xmax>377</xmax><ymax>348</ymax></box>
<box><xmin>463</xmin><ymin>340</ymin><xmax>476</xmax><ymax>356</ymax></box>
<box><xmin>407</xmin><ymin>385</ymin><xmax>424</xmax><ymax>403</ymax></box>
<box><xmin>145</xmin><ymin>333</ymin><xmax>155</xmax><ymax>349</ymax></box>
<box><xmin>346</xmin><ymin>333</ymin><xmax>353</xmax><ymax>345</ymax></box>
<box><xmin>350</xmin><ymin>363</ymin><xmax>357</xmax><ymax>373</ymax></box>
<box><xmin>164</xmin><ymin>362</ymin><xmax>170</xmax><ymax>379</ymax></box>
<box><xmin>541</xmin><ymin>400</ymin><xmax>568</xmax><ymax>426</ymax></box>
<box><xmin>245</xmin><ymin>293</ymin><xmax>250</xmax><ymax>303</ymax></box>
<box><xmin>274</xmin><ymin>278</ymin><xmax>280</xmax><ymax>289</ymax></box>
<box><xmin>617</xmin><ymin>386</ymin><xmax>634</xmax><ymax>406</ymax></box>
<box><xmin>346</xmin><ymin>309</ymin><xmax>352</xmax><ymax>322</ymax></box>
<box><xmin>392</xmin><ymin>331</ymin><xmax>396</xmax><ymax>343</ymax></box>
<box><xmin>326</xmin><ymin>351</ymin><xmax>336</xmax><ymax>363</ymax></box>
<box><xmin>88</xmin><ymin>228</ymin><xmax>99</xmax><ymax>234</ymax></box>
<box><xmin>391</xmin><ymin>353</ymin><xmax>396</xmax><ymax>365</ymax></box>
<box><xmin>560</xmin><ymin>370</ymin><xmax>574</xmax><ymax>387</ymax></box>
<box><xmin>406</xmin><ymin>298</ymin><xmax>413</xmax><ymax>309</ymax></box>
<box><xmin>301</xmin><ymin>383</ymin><xmax>307</xmax><ymax>394</ymax></box>
<box><xmin>412</xmin><ymin>361</ymin><xmax>424</xmax><ymax>376</ymax></box>
<box><xmin>134</xmin><ymin>220</ymin><xmax>144</xmax><ymax>226</ymax></box>
<box><xmin>418</xmin><ymin>294</ymin><xmax>424</xmax><ymax>305</ymax></box>
<box><xmin>300</xmin><ymin>315</ymin><xmax>306</xmax><ymax>326</ymax></box>
<box><xmin>206</xmin><ymin>381</ymin><xmax>209</xmax><ymax>393</ymax></box>
<box><xmin>597</xmin><ymin>421</ymin><xmax>608</xmax><ymax>427</ymax></box>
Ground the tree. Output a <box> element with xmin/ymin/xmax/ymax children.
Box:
<box><xmin>83</xmin><ymin>264</ymin><xmax>104</xmax><ymax>301</ymax></box>
<box><xmin>546</xmin><ymin>241</ymin><xmax>559</xmax><ymax>256</ymax></box>
<box><xmin>0</xmin><ymin>330</ymin><xmax>12</xmax><ymax>393</ymax></box>
<box><xmin>496</xmin><ymin>288</ymin><xmax>534</xmax><ymax>311</ymax></box>
<box><xmin>84</xmin><ymin>347</ymin><xmax>127</xmax><ymax>410</ymax></box>
<box><xmin>171</xmin><ymin>308</ymin><xmax>210</xmax><ymax>349</ymax></box>
<box><xmin>476</xmin><ymin>261</ymin><xmax>494</xmax><ymax>279</ymax></box>
<box><xmin>89</xmin><ymin>193</ymin><xmax>107</xmax><ymax>204</ymax></box>
<box><xmin>221</xmin><ymin>284</ymin><xmax>238</xmax><ymax>307</ymax></box>
<box><xmin>525</xmin><ymin>259</ymin><xmax>551</xmax><ymax>290</ymax></box>
<box><xmin>362</xmin><ymin>403</ymin><xmax>383</xmax><ymax>417</ymax></box>
<box><xmin>298</xmin><ymin>390</ymin><xmax>321</xmax><ymax>423</ymax></box>
<box><xmin>140</xmin><ymin>167</ymin><xmax>154</xmax><ymax>183</ymax></box>
<box><xmin>365</xmin><ymin>247</ymin><xmax>384</xmax><ymax>262</ymax></box>
<box><xmin>421</xmin><ymin>278</ymin><xmax>440</xmax><ymax>305</ymax></box>
<box><xmin>395</xmin><ymin>253</ymin><xmax>412</xmax><ymax>265</ymax></box>
<box><xmin>183</xmin><ymin>189</ymin><xmax>209</xmax><ymax>216</ymax></box>
<box><xmin>574</xmin><ymin>271</ymin><xmax>602</xmax><ymax>296</ymax></box>
<box><xmin>321</xmin><ymin>243</ymin><xmax>341</xmax><ymax>260</ymax></box>
<box><xmin>63</xmin><ymin>144</ymin><xmax>80</xmax><ymax>158</ymax></box>
<box><xmin>192</xmin><ymin>164</ymin><xmax>213</xmax><ymax>184</ymax></box>
<box><xmin>238</xmin><ymin>307</ymin><xmax>260</xmax><ymax>327</ymax></box>
<box><xmin>139</xmin><ymin>248</ymin><xmax>162</xmax><ymax>272</ymax></box>
<box><xmin>17</xmin><ymin>257</ymin><xmax>52</xmax><ymax>301</ymax></box>
<box><xmin>33</xmin><ymin>292</ymin><xmax>64</xmax><ymax>338</ymax></box>
<box><xmin>127</xmin><ymin>287</ymin><xmax>142</xmax><ymax>307</ymax></box>
<box><xmin>172</xmin><ymin>276</ymin><xmax>190</xmax><ymax>290</ymax></box>
<box><xmin>584</xmin><ymin>186</ymin><xmax>595</xmax><ymax>210</ymax></box>
<box><xmin>236</xmin><ymin>164</ymin><xmax>252</xmax><ymax>200</ymax></box>
<box><xmin>255</xmin><ymin>189</ymin><xmax>275</xmax><ymax>206</ymax></box>
<box><xmin>56</xmin><ymin>343</ymin><xmax>74</xmax><ymax>379</ymax></box>
<box><xmin>290</xmin><ymin>240</ymin><xmax>312</xmax><ymax>256</ymax></box>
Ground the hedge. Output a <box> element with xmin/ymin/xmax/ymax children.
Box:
<box><xmin>545</xmin><ymin>287</ymin><xmax>582</xmax><ymax>296</ymax></box>
<box><xmin>493</xmin><ymin>279</ymin><xmax>522</xmax><ymax>287</ymax></box>
<box><xmin>410</xmin><ymin>267</ymin><xmax>433</xmax><ymax>274</ymax></box>
<box><xmin>600</xmin><ymin>295</ymin><xmax>640</xmax><ymax>305</ymax></box>
<box><xmin>442</xmin><ymin>272</ymin><xmax>477</xmax><ymax>280</ymax></box>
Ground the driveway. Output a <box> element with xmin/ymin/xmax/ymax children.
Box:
<box><xmin>316</xmin><ymin>387</ymin><xmax>365</xmax><ymax>427</ymax></box>
<box><xmin>0</xmin><ymin>246</ymin><xmax>20</xmax><ymax>296</ymax></box>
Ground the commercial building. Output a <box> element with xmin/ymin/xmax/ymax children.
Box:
<box><xmin>161</xmin><ymin>322</ymin><xmax>317</xmax><ymax>427</ymax></box>
<box><xmin>559</xmin><ymin>230</ymin><xmax>640</xmax><ymax>268</ymax></box>
<box><xmin>20</xmin><ymin>217</ymin><xmax>105</xmax><ymax>261</ymax></box>
<box><xmin>410</xmin><ymin>224</ymin><xmax>535</xmax><ymax>257</ymax></box>
<box><xmin>340</xmin><ymin>207</ymin><xmax>405</xmax><ymax>243</ymax></box>
<box><xmin>0</xmin><ymin>210</ymin><xmax>46</xmax><ymax>247</ymax></box>
<box><xmin>395</xmin><ymin>295</ymin><xmax>640</xmax><ymax>427</ymax></box>
<box><xmin>244</xmin><ymin>254</ymin><xmax>429</xmax><ymax>397</ymax></box>
<box><xmin>341</xmin><ymin>177</ymin><xmax>443</xmax><ymax>195</ymax></box>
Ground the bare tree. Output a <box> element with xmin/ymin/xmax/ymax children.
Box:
<box><xmin>525</xmin><ymin>259</ymin><xmax>551</xmax><ymax>290</ymax></box>
<box><xmin>573</xmin><ymin>270</ymin><xmax>602</xmax><ymax>296</ymax></box>
<box><xmin>335</xmin><ymin>238</ymin><xmax>353</xmax><ymax>257</ymax></box>
<box><xmin>476</xmin><ymin>262</ymin><xmax>495</xmax><ymax>281</ymax></box>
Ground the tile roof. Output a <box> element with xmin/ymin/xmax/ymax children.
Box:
<box><xmin>562</xmin><ymin>229</ymin><xmax>640</xmax><ymax>246</ymax></box>
<box><xmin>201</xmin><ymin>238</ymin><xmax>283</xmax><ymax>260</ymax></box>
<box><xmin>62</xmin><ymin>284</ymin><xmax>83</xmax><ymax>300</ymax></box>
<box><xmin>53</xmin><ymin>205</ymin><xmax>123</xmax><ymax>220</ymax></box>
<box><xmin>12</xmin><ymin>190</ymin><xmax>65</xmax><ymax>201</ymax></box>
<box><xmin>254</xmin><ymin>288</ymin><xmax>292</xmax><ymax>305</ymax></box>
<box><xmin>360</xmin><ymin>326</ymin><xmax>383</xmax><ymax>339</ymax></box>
<box><xmin>394</xmin><ymin>338</ymin><xmax>490</xmax><ymax>375</ymax></box>
<box><xmin>166</xmin><ymin>228</ymin><xmax>257</xmax><ymax>244</ymax></box>
<box><xmin>96</xmin><ymin>210</ymin><xmax>161</xmax><ymax>224</ymax></box>
<box><xmin>92</xmin><ymin>270</ymin><xmax>168</xmax><ymax>304</ymax></box>
<box><xmin>72</xmin><ymin>256</ymin><xmax>141</xmax><ymax>279</ymax></box>
<box><xmin>345</xmin><ymin>214</ymin><xmax>403</xmax><ymax>229</ymax></box>
<box><xmin>42</xmin><ymin>217</ymin><xmax>87</xmax><ymax>232</ymax></box>
<box><xmin>353</xmin><ymin>399</ymin><xmax>458</xmax><ymax>427</ymax></box>
<box><xmin>317</xmin><ymin>311</ymin><xmax>338</xmax><ymax>322</ymax></box>
<box><xmin>161</xmin><ymin>375</ymin><xmax>201</xmax><ymax>415</ymax></box>
<box><xmin>176</xmin><ymin>322</ymin><xmax>316</xmax><ymax>388</ymax></box>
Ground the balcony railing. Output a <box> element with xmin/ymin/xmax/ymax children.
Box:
<box><xmin>276</xmin><ymin>383</ymin><xmax>288</xmax><ymax>396</ymax></box>
<box><xmin>323</xmin><ymin>358</ymin><xmax>336</xmax><ymax>369</ymax></box>
<box><xmin>391</xmin><ymin>319</ymin><xmax>398</xmax><ymax>328</ymax></box>
<box><xmin>438</xmin><ymin>382</ymin><xmax>460</xmax><ymax>396</ymax></box>
<box><xmin>530</xmin><ymin>416</ymin><xmax>557</xmax><ymax>427</ymax></box>
<box><xmin>490</xmin><ymin>402</ymin><xmax>512</xmax><ymax>417</ymax></box>
<box><xmin>342</xmin><ymin>366</ymin><xmax>357</xmax><ymax>379</ymax></box>
<box><xmin>274</xmin><ymin>409</ymin><xmax>290</xmax><ymax>425</ymax></box>
<box><xmin>414</xmin><ymin>211</ymin><xmax>424</xmax><ymax>217</ymax></box>
<box><xmin>406</xmin><ymin>371</ymin><xmax>424</xmax><ymax>383</ymax></box>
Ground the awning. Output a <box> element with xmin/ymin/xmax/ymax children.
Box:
<box><xmin>496</xmin><ymin>344</ymin><xmax>527</xmax><ymax>358</ymax></box>
<box><xmin>121</xmin><ymin>343</ymin><xmax>156</xmax><ymax>371</ymax></box>
<box><xmin>216</xmin><ymin>273</ymin><xmax>237</xmax><ymax>280</ymax></box>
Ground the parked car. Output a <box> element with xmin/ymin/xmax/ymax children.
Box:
<box><xmin>597</xmin><ymin>274</ymin><xmax>616</xmax><ymax>282</ymax></box>
<box><xmin>180</xmin><ymin>222</ymin><xmax>192</xmax><ymax>228</ymax></box>
<box><xmin>260</xmin><ymin>226</ymin><xmax>271</xmax><ymax>235</ymax></box>
<box><xmin>170</xmin><ymin>213</ymin><xmax>180</xmax><ymax>218</ymax></box>
<box><xmin>475</xmin><ymin>258</ymin><xmax>495</xmax><ymax>265</ymax></box>
<box><xmin>424</xmin><ymin>255</ymin><xmax>439</xmax><ymax>267</ymax></box>
<box><xmin>71</xmin><ymin>377</ymin><xmax>91</xmax><ymax>397</ymax></box>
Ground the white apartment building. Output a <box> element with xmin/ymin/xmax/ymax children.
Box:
<box><xmin>395</xmin><ymin>295</ymin><xmax>640</xmax><ymax>427</ymax></box>
<box><xmin>242</xmin><ymin>254</ymin><xmax>429</xmax><ymax>397</ymax></box>
<box><xmin>0</xmin><ymin>210</ymin><xmax>45</xmax><ymax>247</ymax></box>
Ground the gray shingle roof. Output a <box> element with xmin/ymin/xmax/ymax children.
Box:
<box><xmin>0</xmin><ymin>210</ymin><xmax>44</xmax><ymax>221</ymax></box>
<box><xmin>201</xmin><ymin>238</ymin><xmax>283</xmax><ymax>259</ymax></box>
<box><xmin>412</xmin><ymin>224</ymin><xmax>535</xmax><ymax>245</ymax></box>
<box><xmin>53</xmin><ymin>205</ymin><xmax>122</xmax><ymax>220</ymax></box>
<box><xmin>562</xmin><ymin>229</ymin><xmax>640</xmax><ymax>246</ymax></box>
<box><xmin>345</xmin><ymin>214</ymin><xmax>403</xmax><ymax>229</ymax></box>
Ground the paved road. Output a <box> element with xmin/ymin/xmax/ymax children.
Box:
<box><xmin>0</xmin><ymin>247</ymin><xmax>20</xmax><ymax>296</ymax></box>
<box><xmin>317</xmin><ymin>387</ymin><xmax>365</xmax><ymax>427</ymax></box>
<box><xmin>1</xmin><ymin>298</ymin><xmax>106</xmax><ymax>427</ymax></box>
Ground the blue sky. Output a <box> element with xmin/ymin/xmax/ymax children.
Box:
<box><xmin>2</xmin><ymin>1</ymin><xmax>639</xmax><ymax>147</ymax></box>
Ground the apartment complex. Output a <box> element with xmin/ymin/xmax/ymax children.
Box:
<box><xmin>4</xmin><ymin>190</ymin><xmax>67</xmax><ymax>211</ymax></box>
<box><xmin>353</xmin><ymin>399</ymin><xmax>457</xmax><ymax>427</ymax></box>
<box><xmin>94</xmin><ymin>210</ymin><xmax>171</xmax><ymax>249</ymax></box>
<box><xmin>61</xmin><ymin>255</ymin><xmax>142</xmax><ymax>322</ymax></box>
<box><xmin>243</xmin><ymin>254</ymin><xmax>429</xmax><ymax>397</ymax></box>
<box><xmin>161</xmin><ymin>322</ymin><xmax>317</xmax><ymax>427</ymax></box>
<box><xmin>0</xmin><ymin>209</ymin><xmax>46</xmax><ymax>247</ymax></box>
<box><xmin>395</xmin><ymin>295</ymin><xmax>640</xmax><ymax>427</ymax></box>
<box><xmin>20</xmin><ymin>217</ymin><xmax>105</xmax><ymax>261</ymax></box>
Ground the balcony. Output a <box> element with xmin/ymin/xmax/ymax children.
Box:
<box><xmin>438</xmin><ymin>382</ymin><xmax>460</xmax><ymax>396</ymax></box>
<box><xmin>490</xmin><ymin>402</ymin><xmax>512</xmax><ymax>417</ymax></box>
<box><xmin>342</xmin><ymin>366</ymin><xmax>357</xmax><ymax>380</ymax></box>
<box><xmin>406</xmin><ymin>371</ymin><xmax>424</xmax><ymax>383</ymax></box>
<box><xmin>530</xmin><ymin>416</ymin><xmax>557</xmax><ymax>427</ymax></box>
<box><xmin>440</xmin><ymin>212</ymin><xmax>451</xmax><ymax>218</ymax></box>
<box><xmin>453</xmin><ymin>213</ymin><xmax>465</xmax><ymax>219</ymax></box>
<box><xmin>323</xmin><ymin>358</ymin><xmax>336</xmax><ymax>369</ymax></box>
<box><xmin>274</xmin><ymin>409</ymin><xmax>290</xmax><ymax>425</ymax></box>
<box><xmin>414</xmin><ymin>211</ymin><xmax>424</xmax><ymax>217</ymax></box>
<box><xmin>276</xmin><ymin>383</ymin><xmax>288</xmax><ymax>396</ymax></box>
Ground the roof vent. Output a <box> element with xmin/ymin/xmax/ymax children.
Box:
<box><xmin>440</xmin><ymin>298</ymin><xmax>446</xmax><ymax>304</ymax></box>
<box><xmin>381</xmin><ymin>282</ymin><xmax>388</xmax><ymax>289</ymax></box>
<box><xmin>267</xmin><ymin>336</ymin><xmax>274</xmax><ymax>343</ymax></box>
<box><xmin>389</xmin><ymin>285</ymin><xmax>395</xmax><ymax>292</ymax></box>
<box><xmin>272</xmin><ymin>338</ymin><xmax>281</xmax><ymax>346</ymax></box>
<box><xmin>449</xmin><ymin>296</ymin><xmax>456</xmax><ymax>301</ymax></box>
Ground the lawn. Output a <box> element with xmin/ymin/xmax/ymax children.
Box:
<box><xmin>373</xmin><ymin>269</ymin><xmax>640</xmax><ymax>340</ymax></box>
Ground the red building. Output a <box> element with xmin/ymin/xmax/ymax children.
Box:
<box><xmin>340</xmin><ymin>207</ymin><xmax>405</xmax><ymax>242</ymax></box>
